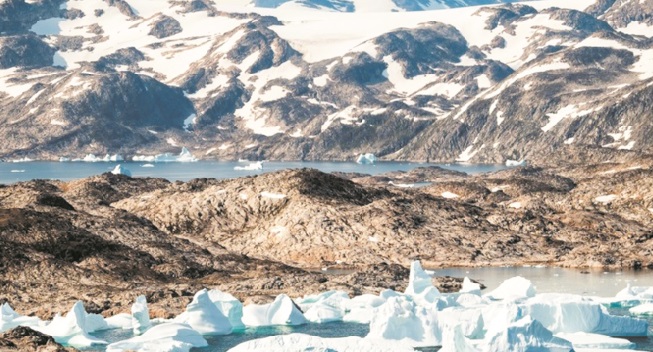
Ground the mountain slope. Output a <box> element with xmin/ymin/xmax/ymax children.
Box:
<box><xmin>0</xmin><ymin>0</ymin><xmax>652</xmax><ymax>163</ymax></box>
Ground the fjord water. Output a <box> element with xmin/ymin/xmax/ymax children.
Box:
<box><xmin>0</xmin><ymin>160</ymin><xmax>507</xmax><ymax>184</ymax></box>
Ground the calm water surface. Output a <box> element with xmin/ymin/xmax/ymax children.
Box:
<box><xmin>0</xmin><ymin>160</ymin><xmax>506</xmax><ymax>184</ymax></box>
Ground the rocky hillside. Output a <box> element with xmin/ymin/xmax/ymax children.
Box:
<box><xmin>2</xmin><ymin>162</ymin><xmax>653</xmax><ymax>316</ymax></box>
<box><xmin>0</xmin><ymin>0</ymin><xmax>652</xmax><ymax>163</ymax></box>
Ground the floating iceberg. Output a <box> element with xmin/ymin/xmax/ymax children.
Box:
<box><xmin>227</xmin><ymin>333</ymin><xmax>415</xmax><ymax>352</ymax></box>
<box><xmin>241</xmin><ymin>294</ymin><xmax>307</xmax><ymax>327</ymax></box>
<box><xmin>485</xmin><ymin>316</ymin><xmax>574</xmax><ymax>352</ymax></box>
<box><xmin>356</xmin><ymin>153</ymin><xmax>377</xmax><ymax>165</ymax></box>
<box><xmin>485</xmin><ymin>276</ymin><xmax>536</xmax><ymax>301</ymax></box>
<box><xmin>111</xmin><ymin>164</ymin><xmax>132</xmax><ymax>177</ymax></box>
<box><xmin>505</xmin><ymin>159</ymin><xmax>526</xmax><ymax>167</ymax></box>
<box><xmin>132</xmin><ymin>295</ymin><xmax>151</xmax><ymax>335</ymax></box>
<box><xmin>234</xmin><ymin>161</ymin><xmax>263</xmax><ymax>171</ymax></box>
<box><xmin>132</xmin><ymin>147</ymin><xmax>198</xmax><ymax>162</ymax></box>
<box><xmin>34</xmin><ymin>301</ymin><xmax>107</xmax><ymax>348</ymax></box>
<box><xmin>629</xmin><ymin>303</ymin><xmax>653</xmax><ymax>315</ymax></box>
<box><xmin>367</xmin><ymin>296</ymin><xmax>443</xmax><ymax>347</ymax></box>
<box><xmin>460</xmin><ymin>277</ymin><xmax>482</xmax><ymax>295</ymax></box>
<box><xmin>405</xmin><ymin>260</ymin><xmax>441</xmax><ymax>306</ymax></box>
<box><xmin>207</xmin><ymin>289</ymin><xmax>245</xmax><ymax>330</ymax></box>
<box><xmin>74</xmin><ymin>154</ymin><xmax>124</xmax><ymax>162</ymax></box>
<box><xmin>556</xmin><ymin>332</ymin><xmax>636</xmax><ymax>350</ymax></box>
<box><xmin>0</xmin><ymin>303</ymin><xmax>40</xmax><ymax>332</ymax></box>
<box><xmin>175</xmin><ymin>289</ymin><xmax>232</xmax><ymax>335</ymax></box>
<box><xmin>105</xmin><ymin>313</ymin><xmax>133</xmax><ymax>330</ymax></box>
<box><xmin>106</xmin><ymin>323</ymin><xmax>208</xmax><ymax>352</ymax></box>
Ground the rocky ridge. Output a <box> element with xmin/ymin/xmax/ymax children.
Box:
<box><xmin>2</xmin><ymin>158</ymin><xmax>653</xmax><ymax>317</ymax></box>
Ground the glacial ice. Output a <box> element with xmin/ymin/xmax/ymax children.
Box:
<box><xmin>629</xmin><ymin>302</ymin><xmax>653</xmax><ymax>315</ymax></box>
<box><xmin>34</xmin><ymin>301</ymin><xmax>107</xmax><ymax>348</ymax></box>
<box><xmin>111</xmin><ymin>164</ymin><xmax>132</xmax><ymax>177</ymax></box>
<box><xmin>556</xmin><ymin>332</ymin><xmax>636</xmax><ymax>349</ymax></box>
<box><xmin>132</xmin><ymin>295</ymin><xmax>152</xmax><ymax>335</ymax></box>
<box><xmin>234</xmin><ymin>161</ymin><xmax>263</xmax><ymax>171</ymax></box>
<box><xmin>74</xmin><ymin>153</ymin><xmax>124</xmax><ymax>162</ymax></box>
<box><xmin>105</xmin><ymin>323</ymin><xmax>208</xmax><ymax>352</ymax></box>
<box><xmin>227</xmin><ymin>333</ymin><xmax>415</xmax><ymax>352</ymax></box>
<box><xmin>207</xmin><ymin>289</ymin><xmax>245</xmax><ymax>330</ymax></box>
<box><xmin>105</xmin><ymin>313</ymin><xmax>133</xmax><ymax>330</ymax></box>
<box><xmin>485</xmin><ymin>276</ymin><xmax>536</xmax><ymax>301</ymax></box>
<box><xmin>404</xmin><ymin>260</ymin><xmax>441</xmax><ymax>306</ymax></box>
<box><xmin>175</xmin><ymin>289</ymin><xmax>232</xmax><ymax>335</ymax></box>
<box><xmin>0</xmin><ymin>303</ymin><xmax>40</xmax><ymax>332</ymax></box>
<box><xmin>356</xmin><ymin>153</ymin><xmax>377</xmax><ymax>165</ymax></box>
<box><xmin>132</xmin><ymin>147</ymin><xmax>198</xmax><ymax>162</ymax></box>
<box><xmin>241</xmin><ymin>294</ymin><xmax>307</xmax><ymax>327</ymax></box>
<box><xmin>460</xmin><ymin>277</ymin><xmax>482</xmax><ymax>295</ymax></box>
<box><xmin>485</xmin><ymin>316</ymin><xmax>574</xmax><ymax>352</ymax></box>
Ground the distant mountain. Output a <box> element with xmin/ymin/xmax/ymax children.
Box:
<box><xmin>0</xmin><ymin>0</ymin><xmax>652</xmax><ymax>163</ymax></box>
<box><xmin>221</xmin><ymin>0</ymin><xmax>530</xmax><ymax>12</ymax></box>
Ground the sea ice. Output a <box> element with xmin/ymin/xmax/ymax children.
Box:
<box><xmin>227</xmin><ymin>333</ymin><xmax>415</xmax><ymax>352</ymax></box>
<box><xmin>175</xmin><ymin>289</ymin><xmax>232</xmax><ymax>335</ymax></box>
<box><xmin>106</xmin><ymin>323</ymin><xmax>208</xmax><ymax>352</ymax></box>
<box><xmin>241</xmin><ymin>294</ymin><xmax>307</xmax><ymax>327</ymax></box>
<box><xmin>356</xmin><ymin>153</ymin><xmax>377</xmax><ymax>165</ymax></box>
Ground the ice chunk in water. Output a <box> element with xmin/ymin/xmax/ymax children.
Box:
<box><xmin>242</xmin><ymin>294</ymin><xmax>307</xmax><ymax>327</ymax></box>
<box><xmin>106</xmin><ymin>323</ymin><xmax>208</xmax><ymax>352</ymax></box>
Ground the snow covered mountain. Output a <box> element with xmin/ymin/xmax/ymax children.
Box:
<box><xmin>0</xmin><ymin>0</ymin><xmax>652</xmax><ymax>163</ymax></box>
<box><xmin>216</xmin><ymin>0</ymin><xmax>528</xmax><ymax>12</ymax></box>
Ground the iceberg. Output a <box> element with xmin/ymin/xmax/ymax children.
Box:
<box><xmin>76</xmin><ymin>154</ymin><xmax>124</xmax><ymax>162</ymax></box>
<box><xmin>132</xmin><ymin>147</ymin><xmax>198</xmax><ymax>162</ymax></box>
<box><xmin>227</xmin><ymin>333</ymin><xmax>415</xmax><ymax>352</ymax></box>
<box><xmin>175</xmin><ymin>289</ymin><xmax>232</xmax><ymax>335</ymax></box>
<box><xmin>234</xmin><ymin>161</ymin><xmax>263</xmax><ymax>171</ymax></box>
<box><xmin>241</xmin><ymin>294</ymin><xmax>307</xmax><ymax>327</ymax></box>
<box><xmin>485</xmin><ymin>316</ymin><xmax>574</xmax><ymax>352</ymax></box>
<box><xmin>111</xmin><ymin>164</ymin><xmax>132</xmax><ymax>177</ymax></box>
<box><xmin>485</xmin><ymin>276</ymin><xmax>536</xmax><ymax>301</ymax></box>
<box><xmin>207</xmin><ymin>289</ymin><xmax>245</xmax><ymax>330</ymax></box>
<box><xmin>521</xmin><ymin>293</ymin><xmax>649</xmax><ymax>336</ymax></box>
<box><xmin>405</xmin><ymin>260</ymin><xmax>441</xmax><ymax>306</ymax></box>
<box><xmin>629</xmin><ymin>302</ymin><xmax>653</xmax><ymax>315</ymax></box>
<box><xmin>367</xmin><ymin>296</ymin><xmax>443</xmax><ymax>347</ymax></box>
<box><xmin>105</xmin><ymin>313</ymin><xmax>133</xmax><ymax>330</ymax></box>
<box><xmin>0</xmin><ymin>303</ymin><xmax>41</xmax><ymax>333</ymax></box>
<box><xmin>106</xmin><ymin>323</ymin><xmax>208</xmax><ymax>352</ymax></box>
<box><xmin>356</xmin><ymin>153</ymin><xmax>377</xmax><ymax>165</ymax></box>
<box><xmin>34</xmin><ymin>301</ymin><xmax>107</xmax><ymax>348</ymax></box>
<box><xmin>132</xmin><ymin>295</ymin><xmax>152</xmax><ymax>335</ymax></box>
<box><xmin>343</xmin><ymin>294</ymin><xmax>387</xmax><ymax>324</ymax></box>
<box><xmin>460</xmin><ymin>277</ymin><xmax>482</xmax><ymax>295</ymax></box>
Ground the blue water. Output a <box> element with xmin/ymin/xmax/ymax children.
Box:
<box><xmin>0</xmin><ymin>160</ymin><xmax>507</xmax><ymax>184</ymax></box>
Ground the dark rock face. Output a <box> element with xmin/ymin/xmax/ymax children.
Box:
<box><xmin>96</xmin><ymin>47</ymin><xmax>145</xmax><ymax>70</ymax></box>
<box><xmin>0</xmin><ymin>326</ymin><xmax>75</xmax><ymax>352</ymax></box>
<box><xmin>149</xmin><ymin>15</ymin><xmax>183</xmax><ymax>39</ymax></box>
<box><xmin>0</xmin><ymin>34</ymin><xmax>54</xmax><ymax>69</ymax></box>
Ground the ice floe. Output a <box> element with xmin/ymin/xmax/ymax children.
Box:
<box><xmin>234</xmin><ymin>161</ymin><xmax>263</xmax><ymax>171</ymax></box>
<box><xmin>106</xmin><ymin>323</ymin><xmax>207</xmax><ymax>352</ymax></box>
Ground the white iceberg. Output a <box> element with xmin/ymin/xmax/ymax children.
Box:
<box><xmin>227</xmin><ymin>333</ymin><xmax>415</xmax><ymax>352</ymax></box>
<box><xmin>34</xmin><ymin>301</ymin><xmax>107</xmax><ymax>348</ymax></box>
<box><xmin>629</xmin><ymin>302</ymin><xmax>653</xmax><ymax>315</ymax></box>
<box><xmin>0</xmin><ymin>303</ymin><xmax>41</xmax><ymax>333</ymax></box>
<box><xmin>521</xmin><ymin>293</ymin><xmax>649</xmax><ymax>336</ymax></box>
<box><xmin>105</xmin><ymin>313</ymin><xmax>133</xmax><ymax>330</ymax></box>
<box><xmin>234</xmin><ymin>161</ymin><xmax>263</xmax><ymax>171</ymax></box>
<box><xmin>485</xmin><ymin>316</ymin><xmax>574</xmax><ymax>352</ymax></box>
<box><xmin>241</xmin><ymin>294</ymin><xmax>307</xmax><ymax>327</ymax></box>
<box><xmin>343</xmin><ymin>294</ymin><xmax>387</xmax><ymax>324</ymax></box>
<box><xmin>405</xmin><ymin>260</ymin><xmax>441</xmax><ymax>306</ymax></box>
<box><xmin>132</xmin><ymin>295</ymin><xmax>151</xmax><ymax>335</ymax></box>
<box><xmin>367</xmin><ymin>296</ymin><xmax>443</xmax><ymax>347</ymax></box>
<box><xmin>106</xmin><ymin>323</ymin><xmax>208</xmax><ymax>352</ymax></box>
<box><xmin>356</xmin><ymin>153</ymin><xmax>377</xmax><ymax>165</ymax></box>
<box><xmin>77</xmin><ymin>154</ymin><xmax>123</xmax><ymax>162</ymax></box>
<box><xmin>460</xmin><ymin>277</ymin><xmax>482</xmax><ymax>295</ymax></box>
<box><xmin>485</xmin><ymin>276</ymin><xmax>536</xmax><ymax>301</ymax></box>
<box><xmin>132</xmin><ymin>147</ymin><xmax>198</xmax><ymax>162</ymax></box>
<box><xmin>207</xmin><ymin>289</ymin><xmax>245</xmax><ymax>330</ymax></box>
<box><xmin>175</xmin><ymin>289</ymin><xmax>232</xmax><ymax>335</ymax></box>
<box><xmin>111</xmin><ymin>164</ymin><xmax>132</xmax><ymax>177</ymax></box>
